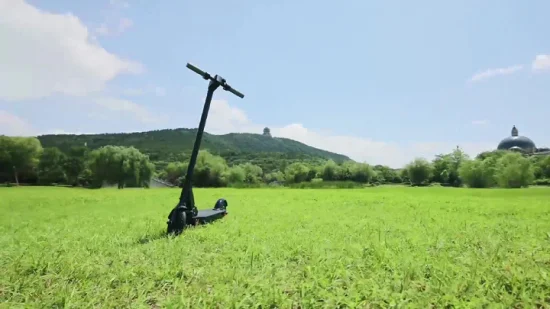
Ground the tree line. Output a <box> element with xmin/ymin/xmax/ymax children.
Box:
<box><xmin>37</xmin><ymin>128</ymin><xmax>349</xmax><ymax>166</ymax></box>
<box><xmin>1</xmin><ymin>136</ymin><xmax>549</xmax><ymax>189</ymax></box>
<box><xmin>406</xmin><ymin>147</ymin><xmax>550</xmax><ymax>188</ymax></box>
<box><xmin>0</xmin><ymin>136</ymin><xmax>154</xmax><ymax>188</ymax></box>
<box><xmin>159</xmin><ymin>146</ymin><xmax>550</xmax><ymax>189</ymax></box>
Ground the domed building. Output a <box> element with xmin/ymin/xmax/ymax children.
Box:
<box><xmin>497</xmin><ymin>126</ymin><xmax>536</xmax><ymax>153</ymax></box>
<box><xmin>497</xmin><ymin>126</ymin><xmax>550</xmax><ymax>156</ymax></box>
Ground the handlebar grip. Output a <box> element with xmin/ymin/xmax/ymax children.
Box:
<box><xmin>186</xmin><ymin>63</ymin><xmax>208</xmax><ymax>78</ymax></box>
<box><xmin>226</xmin><ymin>85</ymin><xmax>245</xmax><ymax>98</ymax></box>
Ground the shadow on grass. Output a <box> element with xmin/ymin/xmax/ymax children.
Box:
<box><xmin>135</xmin><ymin>220</ymin><xmax>224</xmax><ymax>245</ymax></box>
<box><xmin>136</xmin><ymin>229</ymin><xmax>169</xmax><ymax>244</ymax></box>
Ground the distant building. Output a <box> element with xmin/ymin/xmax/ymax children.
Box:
<box><xmin>150</xmin><ymin>178</ymin><xmax>175</xmax><ymax>188</ymax></box>
<box><xmin>263</xmin><ymin>127</ymin><xmax>272</xmax><ymax>137</ymax></box>
<box><xmin>101</xmin><ymin>178</ymin><xmax>174</xmax><ymax>188</ymax></box>
<box><xmin>497</xmin><ymin>125</ymin><xmax>550</xmax><ymax>156</ymax></box>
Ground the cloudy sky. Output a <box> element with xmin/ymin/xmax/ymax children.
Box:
<box><xmin>1</xmin><ymin>0</ymin><xmax>549</xmax><ymax>168</ymax></box>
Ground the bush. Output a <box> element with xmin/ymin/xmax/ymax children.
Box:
<box><xmin>494</xmin><ymin>152</ymin><xmax>535</xmax><ymax>188</ymax></box>
<box><xmin>287</xmin><ymin>180</ymin><xmax>366</xmax><ymax>189</ymax></box>
<box><xmin>458</xmin><ymin>159</ymin><xmax>496</xmax><ymax>188</ymax></box>
<box><xmin>224</xmin><ymin>165</ymin><xmax>246</xmax><ymax>185</ymax></box>
<box><xmin>405</xmin><ymin>158</ymin><xmax>433</xmax><ymax>186</ymax></box>
<box><xmin>533</xmin><ymin>178</ymin><xmax>550</xmax><ymax>186</ymax></box>
<box><xmin>87</xmin><ymin>145</ymin><xmax>155</xmax><ymax>188</ymax></box>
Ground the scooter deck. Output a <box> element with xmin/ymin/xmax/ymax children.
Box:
<box><xmin>192</xmin><ymin>208</ymin><xmax>227</xmax><ymax>225</ymax></box>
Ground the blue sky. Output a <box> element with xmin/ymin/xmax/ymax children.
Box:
<box><xmin>1</xmin><ymin>0</ymin><xmax>549</xmax><ymax>167</ymax></box>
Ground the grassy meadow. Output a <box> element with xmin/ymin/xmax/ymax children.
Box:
<box><xmin>1</xmin><ymin>186</ymin><xmax>550</xmax><ymax>308</ymax></box>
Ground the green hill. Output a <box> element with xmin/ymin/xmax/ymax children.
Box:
<box><xmin>37</xmin><ymin>128</ymin><xmax>351</xmax><ymax>173</ymax></box>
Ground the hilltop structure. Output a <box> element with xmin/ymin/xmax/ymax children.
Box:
<box><xmin>497</xmin><ymin>125</ymin><xmax>550</xmax><ymax>156</ymax></box>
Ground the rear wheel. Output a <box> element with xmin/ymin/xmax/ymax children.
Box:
<box><xmin>167</xmin><ymin>207</ymin><xmax>187</xmax><ymax>235</ymax></box>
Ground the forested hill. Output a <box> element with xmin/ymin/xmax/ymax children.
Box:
<box><xmin>37</xmin><ymin>128</ymin><xmax>351</xmax><ymax>172</ymax></box>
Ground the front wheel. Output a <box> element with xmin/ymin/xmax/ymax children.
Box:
<box><xmin>213</xmin><ymin>198</ymin><xmax>228</xmax><ymax>210</ymax></box>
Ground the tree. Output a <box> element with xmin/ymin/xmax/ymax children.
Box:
<box><xmin>190</xmin><ymin>150</ymin><xmax>229</xmax><ymax>187</ymax></box>
<box><xmin>321</xmin><ymin>160</ymin><xmax>339</xmax><ymax>181</ymax></box>
<box><xmin>448</xmin><ymin>147</ymin><xmax>469</xmax><ymax>186</ymax></box>
<box><xmin>337</xmin><ymin>161</ymin><xmax>355</xmax><ymax>181</ymax></box>
<box><xmin>305</xmin><ymin>163</ymin><xmax>320</xmax><ymax>181</ymax></box>
<box><xmin>458</xmin><ymin>159</ymin><xmax>496</xmax><ymax>188</ymax></box>
<box><xmin>37</xmin><ymin>147</ymin><xmax>67</xmax><ymax>184</ymax></box>
<box><xmin>431</xmin><ymin>147</ymin><xmax>469</xmax><ymax>186</ymax></box>
<box><xmin>475</xmin><ymin>150</ymin><xmax>507</xmax><ymax>161</ymax></box>
<box><xmin>432</xmin><ymin>154</ymin><xmax>450</xmax><ymax>184</ymax></box>
<box><xmin>405</xmin><ymin>158</ymin><xmax>433</xmax><ymax>186</ymax></box>
<box><xmin>0</xmin><ymin>138</ymin><xmax>11</xmax><ymax>182</ymax></box>
<box><xmin>534</xmin><ymin>155</ymin><xmax>550</xmax><ymax>179</ymax></box>
<box><xmin>88</xmin><ymin>146</ymin><xmax>155</xmax><ymax>188</ymax></box>
<box><xmin>63</xmin><ymin>146</ymin><xmax>88</xmax><ymax>186</ymax></box>
<box><xmin>240</xmin><ymin>163</ymin><xmax>263</xmax><ymax>184</ymax></box>
<box><xmin>399</xmin><ymin>169</ymin><xmax>409</xmax><ymax>184</ymax></box>
<box><xmin>494</xmin><ymin>152</ymin><xmax>535</xmax><ymax>188</ymax></box>
<box><xmin>225</xmin><ymin>165</ymin><xmax>246</xmax><ymax>184</ymax></box>
<box><xmin>350</xmin><ymin>162</ymin><xmax>375</xmax><ymax>183</ymax></box>
<box><xmin>163</xmin><ymin>162</ymin><xmax>187</xmax><ymax>186</ymax></box>
<box><xmin>264</xmin><ymin>170</ymin><xmax>285</xmax><ymax>183</ymax></box>
<box><xmin>0</xmin><ymin>136</ymin><xmax>43</xmax><ymax>185</ymax></box>
<box><xmin>373</xmin><ymin>165</ymin><xmax>399</xmax><ymax>183</ymax></box>
<box><xmin>284</xmin><ymin>162</ymin><xmax>310</xmax><ymax>183</ymax></box>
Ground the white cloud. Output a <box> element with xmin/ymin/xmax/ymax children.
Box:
<box><xmin>41</xmin><ymin>129</ymin><xmax>93</xmax><ymax>135</ymax></box>
<box><xmin>532</xmin><ymin>54</ymin><xmax>550</xmax><ymax>71</ymax></box>
<box><xmin>206</xmin><ymin>100</ymin><xmax>252</xmax><ymax>134</ymax></box>
<box><xmin>0</xmin><ymin>1</ymin><xmax>159</xmax><ymax>132</ymax></box>
<box><xmin>468</xmin><ymin>65</ymin><xmax>523</xmax><ymax>82</ymax></box>
<box><xmin>94</xmin><ymin>0</ymin><xmax>132</xmax><ymax>37</ymax></box>
<box><xmin>0</xmin><ymin>0</ymin><xmax>143</xmax><ymax>101</ymax></box>
<box><xmin>120</xmin><ymin>86</ymin><xmax>167</xmax><ymax>97</ymax></box>
<box><xmin>93</xmin><ymin>97</ymin><xmax>166</xmax><ymax>124</ymax></box>
<box><xmin>94</xmin><ymin>24</ymin><xmax>110</xmax><ymax>36</ymax></box>
<box><xmin>0</xmin><ymin>111</ymin><xmax>98</xmax><ymax>136</ymax></box>
<box><xmin>205</xmin><ymin>100</ymin><xmax>494</xmax><ymax>168</ymax></box>
<box><xmin>271</xmin><ymin>125</ymin><xmax>493</xmax><ymax>168</ymax></box>
<box><xmin>122</xmin><ymin>88</ymin><xmax>146</xmax><ymax>96</ymax></box>
<box><xmin>0</xmin><ymin>110</ymin><xmax>36</xmax><ymax>136</ymax></box>
<box><xmin>95</xmin><ymin>17</ymin><xmax>133</xmax><ymax>36</ymax></box>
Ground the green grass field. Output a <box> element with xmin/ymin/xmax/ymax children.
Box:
<box><xmin>1</xmin><ymin>187</ymin><xmax>550</xmax><ymax>308</ymax></box>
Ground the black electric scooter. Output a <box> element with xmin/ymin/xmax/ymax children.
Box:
<box><xmin>166</xmin><ymin>63</ymin><xmax>244</xmax><ymax>235</ymax></box>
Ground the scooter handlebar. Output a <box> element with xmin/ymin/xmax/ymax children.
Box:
<box><xmin>225</xmin><ymin>85</ymin><xmax>245</xmax><ymax>98</ymax></box>
<box><xmin>186</xmin><ymin>63</ymin><xmax>208</xmax><ymax>79</ymax></box>
<box><xmin>187</xmin><ymin>62</ymin><xmax>245</xmax><ymax>98</ymax></box>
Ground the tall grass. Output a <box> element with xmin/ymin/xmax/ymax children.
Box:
<box><xmin>1</xmin><ymin>186</ymin><xmax>550</xmax><ymax>307</ymax></box>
